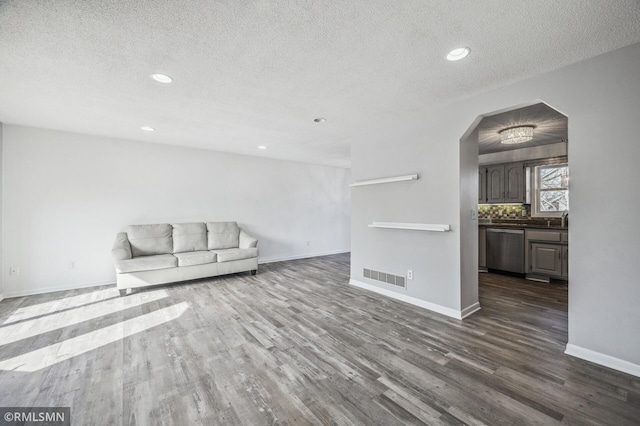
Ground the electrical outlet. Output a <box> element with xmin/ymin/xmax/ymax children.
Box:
<box><xmin>306</xmin><ymin>240</ymin><xmax>311</xmax><ymax>246</ymax></box>
<box><xmin>70</xmin><ymin>261</ymin><xmax>77</xmax><ymax>270</ymax></box>
<box><xmin>9</xmin><ymin>266</ymin><xmax>19</xmax><ymax>276</ymax></box>
<box><xmin>407</xmin><ymin>270</ymin><xmax>413</xmax><ymax>280</ymax></box>
<box><xmin>471</xmin><ymin>209</ymin><xmax>477</xmax><ymax>220</ymax></box>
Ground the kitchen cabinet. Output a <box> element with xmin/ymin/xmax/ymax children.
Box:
<box><xmin>486</xmin><ymin>165</ymin><xmax>504</xmax><ymax>203</ymax></box>
<box><xmin>480</xmin><ymin>162</ymin><xmax>525</xmax><ymax>204</ymax></box>
<box><xmin>530</xmin><ymin>243</ymin><xmax>563</xmax><ymax>276</ymax></box>
<box><xmin>504</xmin><ymin>163</ymin><xmax>525</xmax><ymax>202</ymax></box>
<box><xmin>479</xmin><ymin>167</ymin><xmax>487</xmax><ymax>203</ymax></box>
<box><xmin>526</xmin><ymin>229</ymin><xmax>568</xmax><ymax>278</ymax></box>
<box><xmin>479</xmin><ymin>227</ymin><xmax>487</xmax><ymax>270</ymax></box>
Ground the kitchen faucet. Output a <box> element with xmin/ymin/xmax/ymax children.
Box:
<box><xmin>561</xmin><ymin>210</ymin><xmax>569</xmax><ymax>228</ymax></box>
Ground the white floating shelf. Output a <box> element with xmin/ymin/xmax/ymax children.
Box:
<box><xmin>368</xmin><ymin>222</ymin><xmax>451</xmax><ymax>232</ymax></box>
<box><xmin>350</xmin><ymin>174</ymin><xmax>418</xmax><ymax>187</ymax></box>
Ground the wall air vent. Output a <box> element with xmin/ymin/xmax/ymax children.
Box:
<box><xmin>363</xmin><ymin>268</ymin><xmax>406</xmax><ymax>288</ymax></box>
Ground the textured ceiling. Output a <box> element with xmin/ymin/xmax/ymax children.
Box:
<box><xmin>1</xmin><ymin>1</ymin><xmax>639</xmax><ymax>167</ymax></box>
<box><xmin>478</xmin><ymin>103</ymin><xmax>568</xmax><ymax>155</ymax></box>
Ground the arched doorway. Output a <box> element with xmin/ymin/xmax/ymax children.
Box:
<box><xmin>459</xmin><ymin>100</ymin><xmax>569</xmax><ymax>319</ymax></box>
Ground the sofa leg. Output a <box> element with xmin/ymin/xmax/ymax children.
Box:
<box><xmin>250</xmin><ymin>270</ymin><xmax>257</xmax><ymax>276</ymax></box>
<box><xmin>119</xmin><ymin>289</ymin><xmax>127</xmax><ymax>297</ymax></box>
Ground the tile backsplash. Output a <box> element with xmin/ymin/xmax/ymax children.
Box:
<box><xmin>478</xmin><ymin>204</ymin><xmax>530</xmax><ymax>219</ymax></box>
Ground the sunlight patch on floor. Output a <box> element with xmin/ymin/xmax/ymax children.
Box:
<box><xmin>0</xmin><ymin>289</ymin><xmax>169</xmax><ymax>345</ymax></box>
<box><xmin>3</xmin><ymin>288</ymin><xmax>121</xmax><ymax>324</ymax></box>
<box><xmin>0</xmin><ymin>302</ymin><xmax>189</xmax><ymax>372</ymax></box>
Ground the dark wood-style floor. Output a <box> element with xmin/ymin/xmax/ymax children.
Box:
<box><xmin>0</xmin><ymin>254</ymin><xmax>638</xmax><ymax>425</ymax></box>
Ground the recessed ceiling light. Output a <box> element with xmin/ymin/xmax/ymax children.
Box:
<box><xmin>151</xmin><ymin>73</ymin><xmax>173</xmax><ymax>83</ymax></box>
<box><xmin>446</xmin><ymin>47</ymin><xmax>470</xmax><ymax>61</ymax></box>
<box><xmin>141</xmin><ymin>126</ymin><xmax>155</xmax><ymax>132</ymax></box>
<box><xmin>314</xmin><ymin>118</ymin><xmax>326</xmax><ymax>123</ymax></box>
<box><xmin>257</xmin><ymin>145</ymin><xmax>267</xmax><ymax>150</ymax></box>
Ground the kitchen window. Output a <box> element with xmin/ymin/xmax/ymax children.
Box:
<box><xmin>532</xmin><ymin>163</ymin><xmax>569</xmax><ymax>217</ymax></box>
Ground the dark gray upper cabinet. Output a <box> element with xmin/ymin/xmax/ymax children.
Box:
<box><xmin>486</xmin><ymin>165</ymin><xmax>505</xmax><ymax>203</ymax></box>
<box><xmin>504</xmin><ymin>162</ymin><xmax>525</xmax><ymax>203</ymax></box>
<box><xmin>480</xmin><ymin>162</ymin><xmax>525</xmax><ymax>204</ymax></box>
<box><xmin>479</xmin><ymin>167</ymin><xmax>487</xmax><ymax>203</ymax></box>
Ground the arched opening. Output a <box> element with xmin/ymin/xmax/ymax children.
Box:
<box><xmin>460</xmin><ymin>100</ymin><xmax>569</xmax><ymax>323</ymax></box>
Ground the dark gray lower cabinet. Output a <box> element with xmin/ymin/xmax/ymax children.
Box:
<box><xmin>525</xmin><ymin>229</ymin><xmax>568</xmax><ymax>279</ymax></box>
<box><xmin>530</xmin><ymin>242</ymin><xmax>568</xmax><ymax>277</ymax></box>
<box><xmin>479</xmin><ymin>227</ymin><xmax>487</xmax><ymax>270</ymax></box>
<box><xmin>530</xmin><ymin>243</ymin><xmax>563</xmax><ymax>276</ymax></box>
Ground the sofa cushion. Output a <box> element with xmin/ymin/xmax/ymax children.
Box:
<box><xmin>239</xmin><ymin>230</ymin><xmax>258</xmax><ymax>249</ymax></box>
<box><xmin>172</xmin><ymin>222</ymin><xmax>207</xmax><ymax>253</ymax></box>
<box><xmin>174</xmin><ymin>251</ymin><xmax>217</xmax><ymax>267</ymax></box>
<box><xmin>211</xmin><ymin>247</ymin><xmax>258</xmax><ymax>263</ymax></box>
<box><xmin>112</xmin><ymin>232</ymin><xmax>132</xmax><ymax>261</ymax></box>
<box><xmin>127</xmin><ymin>223</ymin><xmax>173</xmax><ymax>257</ymax></box>
<box><xmin>207</xmin><ymin>222</ymin><xmax>240</xmax><ymax>250</ymax></box>
<box><xmin>115</xmin><ymin>254</ymin><xmax>177</xmax><ymax>273</ymax></box>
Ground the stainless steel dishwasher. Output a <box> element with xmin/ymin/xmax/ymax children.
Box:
<box><xmin>486</xmin><ymin>228</ymin><xmax>525</xmax><ymax>274</ymax></box>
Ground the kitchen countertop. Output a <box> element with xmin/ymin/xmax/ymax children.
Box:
<box><xmin>479</xmin><ymin>222</ymin><xmax>568</xmax><ymax>230</ymax></box>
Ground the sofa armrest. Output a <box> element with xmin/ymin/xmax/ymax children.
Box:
<box><xmin>239</xmin><ymin>229</ymin><xmax>258</xmax><ymax>248</ymax></box>
<box><xmin>112</xmin><ymin>232</ymin><xmax>133</xmax><ymax>262</ymax></box>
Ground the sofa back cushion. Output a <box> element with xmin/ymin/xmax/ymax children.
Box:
<box><xmin>112</xmin><ymin>232</ymin><xmax>133</xmax><ymax>261</ymax></box>
<box><xmin>172</xmin><ymin>222</ymin><xmax>207</xmax><ymax>253</ymax></box>
<box><xmin>127</xmin><ymin>223</ymin><xmax>173</xmax><ymax>257</ymax></box>
<box><xmin>207</xmin><ymin>221</ymin><xmax>240</xmax><ymax>250</ymax></box>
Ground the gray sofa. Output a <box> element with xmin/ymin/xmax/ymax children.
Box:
<box><xmin>112</xmin><ymin>221</ymin><xmax>258</xmax><ymax>295</ymax></box>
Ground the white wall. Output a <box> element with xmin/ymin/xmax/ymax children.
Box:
<box><xmin>0</xmin><ymin>122</ymin><xmax>3</xmax><ymax>300</ymax></box>
<box><xmin>459</xmin><ymin>126</ymin><xmax>479</xmax><ymax>314</ymax></box>
<box><xmin>351</xmin><ymin>43</ymin><xmax>640</xmax><ymax>374</ymax></box>
<box><xmin>2</xmin><ymin>125</ymin><xmax>351</xmax><ymax>297</ymax></box>
<box><xmin>350</xmin><ymin>106</ymin><xmax>464</xmax><ymax>316</ymax></box>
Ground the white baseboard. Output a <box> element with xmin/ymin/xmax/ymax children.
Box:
<box><xmin>349</xmin><ymin>279</ymin><xmax>465</xmax><ymax>320</ymax></box>
<box><xmin>3</xmin><ymin>280</ymin><xmax>115</xmax><ymax>299</ymax></box>
<box><xmin>565</xmin><ymin>343</ymin><xmax>640</xmax><ymax>378</ymax></box>
<box><xmin>460</xmin><ymin>302</ymin><xmax>481</xmax><ymax>319</ymax></box>
<box><xmin>259</xmin><ymin>249</ymin><xmax>350</xmax><ymax>264</ymax></box>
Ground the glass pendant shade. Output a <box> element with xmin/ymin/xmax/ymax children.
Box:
<box><xmin>500</xmin><ymin>126</ymin><xmax>534</xmax><ymax>144</ymax></box>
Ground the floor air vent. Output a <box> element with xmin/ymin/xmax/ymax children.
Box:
<box><xmin>363</xmin><ymin>268</ymin><xmax>406</xmax><ymax>288</ymax></box>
